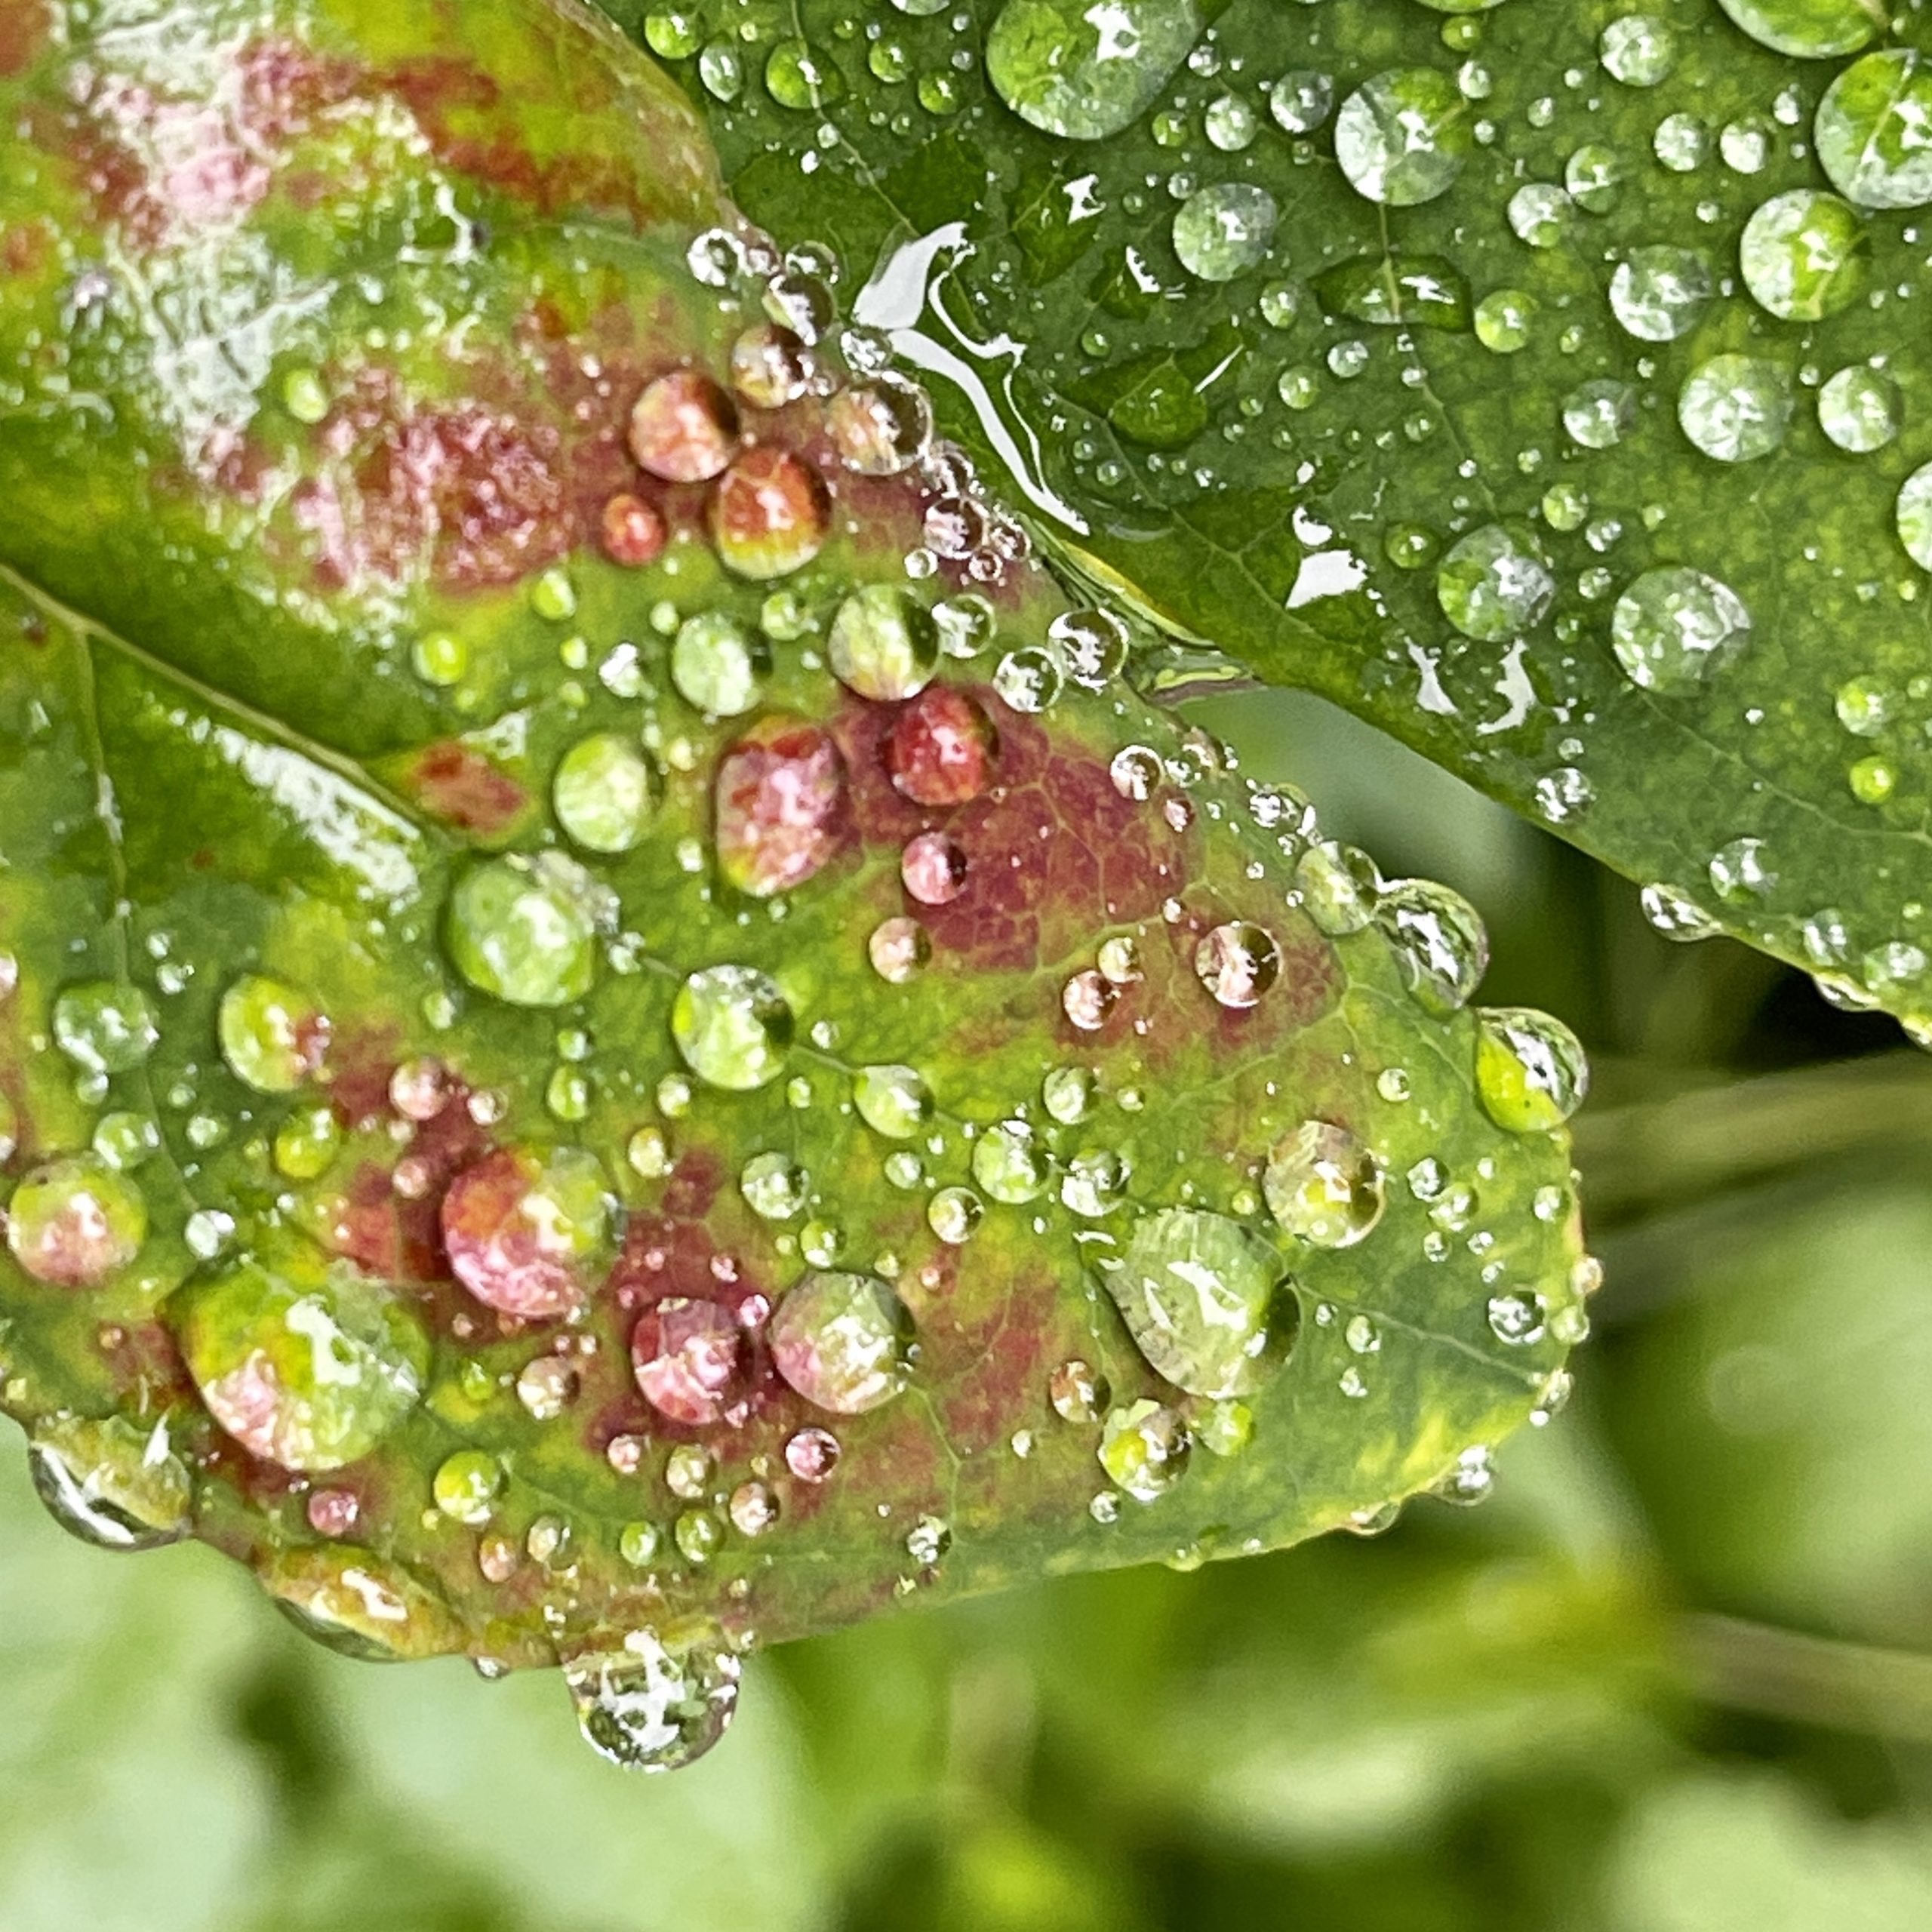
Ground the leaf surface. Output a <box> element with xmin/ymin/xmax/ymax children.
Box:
<box><xmin>610</xmin><ymin>0</ymin><xmax>1932</xmax><ymax>1023</ymax></box>
<box><xmin>0</xmin><ymin>0</ymin><xmax>1583</xmax><ymax>1753</ymax></box>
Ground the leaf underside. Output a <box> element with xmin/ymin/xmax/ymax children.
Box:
<box><xmin>612</xmin><ymin>0</ymin><xmax>1932</xmax><ymax>1026</ymax></box>
<box><xmin>0</xmin><ymin>0</ymin><xmax>1583</xmax><ymax>1744</ymax></box>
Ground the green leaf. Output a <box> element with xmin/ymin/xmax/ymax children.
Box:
<box><xmin>608</xmin><ymin>0</ymin><xmax>1932</xmax><ymax>1025</ymax></box>
<box><xmin>0</xmin><ymin>0</ymin><xmax>1583</xmax><ymax>1761</ymax></box>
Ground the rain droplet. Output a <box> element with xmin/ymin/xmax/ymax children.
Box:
<box><xmin>1436</xmin><ymin>523</ymin><xmax>1555</xmax><ymax>641</ymax></box>
<box><xmin>985</xmin><ymin>0</ymin><xmax>1202</xmax><ymax>142</ymax></box>
<box><xmin>770</xmin><ymin>1270</ymin><xmax>916</xmax><ymax>1414</ymax></box>
<box><xmin>1611</xmin><ymin>568</ymin><xmax>1752</xmax><ymax>692</ymax></box>
<box><xmin>442</xmin><ymin>1146</ymin><xmax>614</xmax><ymax>1319</ymax></box>
<box><xmin>1740</xmin><ymin>189</ymin><xmax>1867</xmax><ymax>321</ymax></box>
<box><xmin>829</xmin><ymin>586</ymin><xmax>938</xmax><ymax>701</ymax></box>
<box><xmin>445</xmin><ymin>854</ymin><xmax>605</xmax><ymax>1008</ymax></box>
<box><xmin>632</xmin><ymin>1298</ymin><xmax>749</xmax><ymax>1426</ymax></box>
<box><xmin>1816</xmin><ymin>51</ymin><xmax>1932</xmax><ymax>210</ymax></box>
<box><xmin>1334</xmin><ymin>69</ymin><xmax>1471</xmax><ymax>207</ymax></box>
<box><xmin>1263</xmin><ymin>1122</ymin><xmax>1386</xmax><ymax>1249</ymax></box>
<box><xmin>1678</xmin><ymin>355</ymin><xmax>1793</xmax><ymax>463</ymax></box>
<box><xmin>1098</xmin><ymin>1399</ymin><xmax>1191</xmax><ymax>1502</ymax></box>
<box><xmin>1819</xmin><ymin>365</ymin><xmax>1903</xmax><ymax>453</ymax></box>
<box><xmin>6</xmin><ymin>1155</ymin><xmax>147</xmax><ymax>1286</ymax></box>
<box><xmin>567</xmin><ymin>1631</ymin><xmax>740</xmax><ymax>1773</ymax></box>
<box><xmin>1108</xmin><ymin>1207</ymin><xmax>1297</xmax><ymax>1398</ymax></box>
<box><xmin>1193</xmin><ymin>921</ymin><xmax>1281</xmax><ymax>1008</ymax></box>
<box><xmin>1608</xmin><ymin>246</ymin><xmax>1712</xmax><ymax>341</ymax></box>
<box><xmin>1379</xmin><ymin>878</ymin><xmax>1490</xmax><ymax>1015</ymax></box>
<box><xmin>672</xmin><ymin>965</ymin><xmax>794</xmax><ymax>1091</ymax></box>
<box><xmin>1475</xmin><ymin>1008</ymin><xmax>1591</xmax><ymax>1132</ymax></box>
<box><xmin>1173</xmin><ymin>182</ymin><xmax>1278</xmax><ymax>281</ymax></box>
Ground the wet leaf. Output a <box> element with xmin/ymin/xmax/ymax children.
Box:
<box><xmin>0</xmin><ymin>0</ymin><xmax>1583</xmax><ymax>1758</ymax></box>
<box><xmin>610</xmin><ymin>0</ymin><xmax>1932</xmax><ymax>1026</ymax></box>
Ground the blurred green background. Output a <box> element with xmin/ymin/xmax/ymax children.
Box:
<box><xmin>8</xmin><ymin>690</ymin><xmax>1932</xmax><ymax>1932</ymax></box>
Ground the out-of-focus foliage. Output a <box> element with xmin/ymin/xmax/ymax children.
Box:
<box><xmin>7</xmin><ymin>691</ymin><xmax>1932</xmax><ymax>1930</ymax></box>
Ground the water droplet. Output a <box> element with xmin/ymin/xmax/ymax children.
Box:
<box><xmin>446</xmin><ymin>854</ymin><xmax>605</xmax><ymax>1008</ymax></box>
<box><xmin>853</xmin><ymin>1063</ymin><xmax>934</xmax><ymax>1140</ymax></box>
<box><xmin>992</xmin><ymin>647</ymin><xmax>1064</xmax><ymax>714</ymax></box>
<box><xmin>213</xmin><ymin>975</ymin><xmax>330</xmax><ymax>1095</ymax></box>
<box><xmin>869</xmin><ymin>915</ymin><xmax>931</xmax><ymax>983</ymax></box>
<box><xmin>1335</xmin><ymin>69</ymin><xmax>1471</xmax><ymax>207</ymax></box>
<box><xmin>1819</xmin><ymin>365</ymin><xmax>1903</xmax><ymax>452</ymax></box>
<box><xmin>52</xmin><ymin>980</ymin><xmax>158</xmax><ymax>1076</ymax></box>
<box><xmin>601</xmin><ymin>493</ymin><xmax>667</xmax><ymax>568</ymax></box>
<box><xmin>1173</xmin><ymin>182</ymin><xmax>1278</xmax><ymax>281</ymax></box>
<box><xmin>1563</xmin><ymin>377</ymin><xmax>1638</xmax><ymax>450</ymax></box>
<box><xmin>516</xmin><ymin>1353</ymin><xmax>580</xmax><ymax>1420</ymax></box>
<box><xmin>1098</xmin><ymin>1399</ymin><xmax>1191</xmax><ymax>1502</ymax></box>
<box><xmin>1709</xmin><ymin>835</ymin><xmax>1777</xmax><ymax>903</ymax></box>
<box><xmin>826</xmin><ymin>376</ymin><xmax>931</xmax><ymax>475</ymax></box>
<box><xmin>1740</xmin><ymin>189</ymin><xmax>1868</xmax><ymax>321</ymax></box>
<box><xmin>175</xmin><ymin>1244</ymin><xmax>429</xmax><ymax>1470</ymax></box>
<box><xmin>567</xmin><ymin>1630</ymin><xmax>740</xmax><ymax>1772</ymax></box>
<box><xmin>985</xmin><ymin>0</ymin><xmax>1202</xmax><ymax>142</ymax></box>
<box><xmin>672</xmin><ymin>965</ymin><xmax>793</xmax><ymax>1091</ymax></box>
<box><xmin>885</xmin><ymin>687</ymin><xmax>998</xmax><ymax>805</ymax></box>
<box><xmin>770</xmin><ymin>1271</ymin><xmax>916</xmax><ymax>1414</ymax></box>
<box><xmin>741</xmin><ymin>1151</ymin><xmax>810</xmax><ymax>1220</ymax></box>
<box><xmin>1264</xmin><ymin>1122</ymin><xmax>1386</xmax><ymax>1248</ymax></box>
<box><xmin>1817</xmin><ymin>51</ymin><xmax>1932</xmax><ymax>209</ymax></box>
<box><xmin>901</xmin><ymin>831</ymin><xmax>968</xmax><ymax>906</ymax></box>
<box><xmin>1599</xmin><ymin>14</ymin><xmax>1676</xmax><ymax>87</ymax></box>
<box><xmin>1271</xmin><ymin>69</ymin><xmax>1333</xmax><ymax>134</ymax></box>
<box><xmin>710</xmin><ymin>448</ymin><xmax>832</xmax><ymax>580</ymax></box>
<box><xmin>1678</xmin><ymin>355</ymin><xmax>1793</xmax><ymax>463</ymax></box>
<box><xmin>28</xmin><ymin>1416</ymin><xmax>191</xmax><ymax>1551</ymax></box>
<box><xmin>551</xmin><ymin>734</ymin><xmax>656</xmax><ymax>855</ymax></box>
<box><xmin>1611</xmin><ymin>568</ymin><xmax>1752</xmax><ymax>692</ymax></box>
<box><xmin>1379</xmin><ymin>878</ymin><xmax>1490</xmax><ymax>1014</ymax></box>
<box><xmin>786</xmin><ymin>1425</ymin><xmax>841</xmax><ymax>1481</ymax></box>
<box><xmin>829</xmin><ymin>586</ymin><xmax>937</xmax><ymax>701</ymax></box>
<box><xmin>1050</xmin><ymin>1358</ymin><xmax>1109</xmax><ymax>1423</ymax></box>
<box><xmin>1641</xmin><ymin>881</ymin><xmax>1722</xmax><ymax>941</ymax></box>
<box><xmin>1475</xmin><ymin>1008</ymin><xmax>1590</xmax><ymax>1132</ymax></box>
<box><xmin>628</xmin><ymin>370</ymin><xmax>737</xmax><ymax>482</ymax></box>
<box><xmin>1296</xmin><ymin>841</ymin><xmax>1382</xmax><ymax>935</ymax></box>
<box><xmin>6</xmin><ymin>1155</ymin><xmax>147</xmax><ymax>1286</ymax></box>
<box><xmin>632</xmin><ymin>1298</ymin><xmax>749</xmax><ymax>1426</ymax></box>
<box><xmin>433</xmin><ymin>1450</ymin><xmax>504</xmax><ymax>1525</ymax></box>
<box><xmin>1193</xmin><ymin>921</ymin><xmax>1281</xmax><ymax>1008</ymax></box>
<box><xmin>442</xmin><ymin>1146</ymin><xmax>614</xmax><ymax>1318</ymax></box>
<box><xmin>1108</xmin><ymin>1207</ymin><xmax>1297</xmax><ymax>1398</ymax></box>
<box><xmin>1608</xmin><ymin>246</ymin><xmax>1712</xmax><ymax>341</ymax></box>
<box><xmin>715</xmin><ymin>718</ymin><xmax>845</xmax><ymax>899</ymax></box>
<box><xmin>928</xmin><ymin>1186</ymin><xmax>983</xmax><ymax>1244</ymax></box>
<box><xmin>1717</xmin><ymin>0</ymin><xmax>1881</xmax><ymax>58</ymax></box>
<box><xmin>972</xmin><ymin>1119</ymin><xmax>1049</xmax><ymax>1204</ymax></box>
<box><xmin>1487</xmin><ymin>1291</ymin><xmax>1548</xmax><ymax>1345</ymax></box>
<box><xmin>1436</xmin><ymin>523</ymin><xmax>1554</xmax><ymax>641</ymax></box>
<box><xmin>1897</xmin><ymin>462</ymin><xmax>1932</xmax><ymax>569</ymax></box>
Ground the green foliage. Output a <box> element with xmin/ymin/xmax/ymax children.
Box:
<box><xmin>609</xmin><ymin>0</ymin><xmax>1932</xmax><ymax>1023</ymax></box>
<box><xmin>0</xmin><ymin>0</ymin><xmax>1586</xmax><ymax>1763</ymax></box>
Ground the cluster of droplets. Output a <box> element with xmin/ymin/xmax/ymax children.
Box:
<box><xmin>633</xmin><ymin>0</ymin><xmax>1932</xmax><ymax>1026</ymax></box>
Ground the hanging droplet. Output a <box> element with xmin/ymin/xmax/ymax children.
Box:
<box><xmin>566</xmin><ymin>1629</ymin><xmax>740</xmax><ymax>1772</ymax></box>
<box><xmin>1474</xmin><ymin>1008</ymin><xmax>1591</xmax><ymax>1132</ymax></box>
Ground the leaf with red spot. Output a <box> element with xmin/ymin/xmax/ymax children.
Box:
<box><xmin>0</xmin><ymin>0</ymin><xmax>1588</xmax><ymax>1768</ymax></box>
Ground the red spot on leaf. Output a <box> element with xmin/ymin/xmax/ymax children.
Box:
<box><xmin>398</xmin><ymin>742</ymin><xmax>531</xmax><ymax>838</ymax></box>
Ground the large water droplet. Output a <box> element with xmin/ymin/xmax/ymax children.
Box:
<box><xmin>829</xmin><ymin>586</ymin><xmax>938</xmax><ymax>701</ymax></box>
<box><xmin>174</xmin><ymin>1244</ymin><xmax>430</xmax><ymax>1471</ymax></box>
<box><xmin>1173</xmin><ymin>182</ymin><xmax>1277</xmax><ymax>281</ymax></box>
<box><xmin>885</xmin><ymin>687</ymin><xmax>998</xmax><ymax>805</ymax></box>
<box><xmin>1098</xmin><ymin>1398</ymin><xmax>1190</xmax><ymax>1502</ymax></box>
<box><xmin>1264</xmin><ymin>1121</ymin><xmax>1386</xmax><ymax>1248</ymax></box>
<box><xmin>715</xmin><ymin>718</ymin><xmax>846</xmax><ymax>899</ymax></box>
<box><xmin>709</xmin><ymin>448</ymin><xmax>832</xmax><ymax>580</ymax></box>
<box><xmin>972</xmin><ymin>1118</ymin><xmax>1051</xmax><ymax>1203</ymax></box>
<box><xmin>770</xmin><ymin>1270</ymin><xmax>916</xmax><ymax>1414</ymax></box>
<box><xmin>567</xmin><ymin>1629</ymin><xmax>740</xmax><ymax>1772</ymax></box>
<box><xmin>52</xmin><ymin>980</ymin><xmax>159</xmax><ymax>1076</ymax></box>
<box><xmin>1108</xmin><ymin>1207</ymin><xmax>1297</xmax><ymax>1398</ymax></box>
<box><xmin>6</xmin><ymin>1154</ymin><xmax>148</xmax><ymax>1286</ymax></box>
<box><xmin>442</xmin><ymin>1146</ymin><xmax>614</xmax><ymax>1319</ymax></box>
<box><xmin>1193</xmin><ymin>921</ymin><xmax>1281</xmax><ymax>1008</ymax></box>
<box><xmin>1817</xmin><ymin>51</ymin><xmax>1932</xmax><ymax>209</ymax></box>
<box><xmin>1608</xmin><ymin>246</ymin><xmax>1712</xmax><ymax>341</ymax></box>
<box><xmin>629</xmin><ymin>371</ymin><xmax>738</xmax><ymax>481</ymax></box>
<box><xmin>219</xmin><ymin>975</ymin><xmax>330</xmax><ymax>1094</ymax></box>
<box><xmin>1819</xmin><ymin>365</ymin><xmax>1902</xmax><ymax>452</ymax></box>
<box><xmin>1475</xmin><ymin>1008</ymin><xmax>1591</xmax><ymax>1132</ymax></box>
<box><xmin>1436</xmin><ymin>523</ymin><xmax>1555</xmax><ymax>641</ymax></box>
<box><xmin>1740</xmin><ymin>189</ymin><xmax>1867</xmax><ymax>321</ymax></box>
<box><xmin>1611</xmin><ymin>568</ymin><xmax>1752</xmax><ymax>692</ymax></box>
<box><xmin>28</xmin><ymin>1415</ymin><xmax>192</xmax><ymax>1551</ymax></box>
<box><xmin>1379</xmin><ymin>879</ymin><xmax>1490</xmax><ymax>1015</ymax></box>
<box><xmin>1678</xmin><ymin>355</ymin><xmax>1793</xmax><ymax>463</ymax></box>
<box><xmin>672</xmin><ymin>965</ymin><xmax>794</xmax><ymax>1091</ymax></box>
<box><xmin>1334</xmin><ymin>69</ymin><xmax>1471</xmax><ymax>207</ymax></box>
<box><xmin>446</xmin><ymin>854</ymin><xmax>605</xmax><ymax>1008</ymax></box>
<box><xmin>632</xmin><ymin>1298</ymin><xmax>749</xmax><ymax>1426</ymax></box>
<box><xmin>985</xmin><ymin>0</ymin><xmax>1202</xmax><ymax>142</ymax></box>
<box><xmin>1718</xmin><ymin>0</ymin><xmax>1881</xmax><ymax>57</ymax></box>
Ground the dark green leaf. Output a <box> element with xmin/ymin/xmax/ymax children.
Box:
<box><xmin>611</xmin><ymin>0</ymin><xmax>1932</xmax><ymax>1024</ymax></box>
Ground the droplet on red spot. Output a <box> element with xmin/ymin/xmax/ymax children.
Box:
<box><xmin>729</xmin><ymin>322</ymin><xmax>811</xmax><ymax>409</ymax></box>
<box><xmin>785</xmin><ymin>1425</ymin><xmax>841</xmax><ymax>1482</ymax></box>
<box><xmin>306</xmin><ymin>1487</ymin><xmax>360</xmax><ymax>1537</ymax></box>
<box><xmin>631</xmin><ymin>1297</ymin><xmax>749</xmax><ymax>1427</ymax></box>
<box><xmin>441</xmin><ymin>1146</ymin><xmax>613</xmax><ymax>1320</ymax></box>
<box><xmin>1063</xmin><ymin>969</ymin><xmax>1120</xmax><ymax>1032</ymax></box>
<box><xmin>600</xmin><ymin>491</ymin><xmax>666</xmax><ymax>567</ymax></box>
<box><xmin>901</xmin><ymin>831</ymin><xmax>968</xmax><ymax>906</ymax></box>
<box><xmin>629</xmin><ymin>371</ymin><xmax>738</xmax><ymax>482</ymax></box>
<box><xmin>709</xmin><ymin>447</ymin><xmax>831</xmax><ymax>580</ymax></box>
<box><xmin>715</xmin><ymin>717</ymin><xmax>847</xmax><ymax>897</ymax></box>
<box><xmin>884</xmin><ymin>687</ymin><xmax>998</xmax><ymax>807</ymax></box>
<box><xmin>826</xmin><ymin>376</ymin><xmax>931</xmax><ymax>475</ymax></box>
